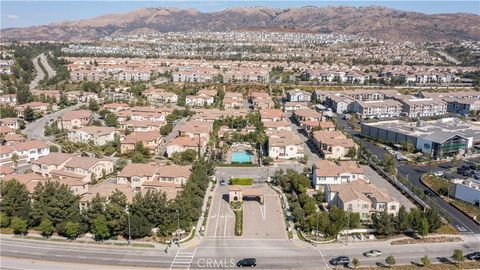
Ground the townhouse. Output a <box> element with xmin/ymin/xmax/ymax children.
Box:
<box><xmin>260</xmin><ymin>109</ymin><xmax>285</xmax><ymax>122</ymax></box>
<box><xmin>283</xmin><ymin>101</ymin><xmax>309</xmax><ymax>113</ymax></box>
<box><xmin>250</xmin><ymin>92</ymin><xmax>274</xmax><ymax>110</ymax></box>
<box><xmin>57</xmin><ymin>110</ymin><xmax>92</xmax><ymax>130</ymax></box>
<box><xmin>122</xmin><ymin>120</ymin><xmax>161</xmax><ymax>132</ymax></box>
<box><xmin>50</xmin><ymin>156</ymin><xmax>114</xmax><ymax>183</ymax></box>
<box><xmin>0</xmin><ymin>118</ymin><xmax>19</xmax><ymax>130</ymax></box>
<box><xmin>263</xmin><ymin>121</ymin><xmax>293</xmax><ymax>134</ymax></box>
<box><xmin>292</xmin><ymin>109</ymin><xmax>323</xmax><ymax>126</ymax></box>
<box><xmin>11</xmin><ymin>140</ymin><xmax>50</xmax><ymax>163</ymax></box>
<box><xmin>223</xmin><ymin>92</ymin><xmax>244</xmax><ymax>110</ymax></box>
<box><xmin>177</xmin><ymin>121</ymin><xmax>213</xmax><ymax>140</ymax></box>
<box><xmin>287</xmin><ymin>89</ymin><xmax>311</xmax><ymax>102</ymax></box>
<box><xmin>67</xmin><ymin>126</ymin><xmax>116</xmax><ymax>146</ymax></box>
<box><xmin>311</xmin><ymin>160</ymin><xmax>365</xmax><ymax>190</ymax></box>
<box><xmin>302</xmin><ymin>120</ymin><xmax>336</xmax><ymax>133</ymax></box>
<box><xmin>185</xmin><ymin>94</ymin><xmax>215</xmax><ymax>107</ymax></box>
<box><xmin>121</xmin><ymin>131</ymin><xmax>162</xmax><ymax>155</ymax></box>
<box><xmin>0</xmin><ymin>94</ymin><xmax>17</xmax><ymax>105</ymax></box>
<box><xmin>268</xmin><ymin>131</ymin><xmax>304</xmax><ymax>160</ymax></box>
<box><xmin>324</xmin><ymin>180</ymin><xmax>400</xmax><ymax>220</ymax></box>
<box><xmin>117</xmin><ymin>163</ymin><xmax>158</xmax><ymax>189</ymax></box>
<box><xmin>311</xmin><ymin>130</ymin><xmax>357</xmax><ymax>160</ymax></box>
<box><xmin>31</xmin><ymin>153</ymin><xmax>75</xmax><ymax>176</ymax></box>
<box><xmin>166</xmin><ymin>136</ymin><xmax>206</xmax><ymax>158</ymax></box>
<box><xmin>143</xmin><ymin>88</ymin><xmax>178</xmax><ymax>104</ymax></box>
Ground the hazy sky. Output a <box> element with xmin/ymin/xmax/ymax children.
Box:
<box><xmin>2</xmin><ymin>1</ymin><xmax>479</xmax><ymax>29</ymax></box>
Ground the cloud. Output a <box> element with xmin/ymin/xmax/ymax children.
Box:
<box><xmin>7</xmin><ymin>14</ymin><xmax>19</xmax><ymax>20</ymax></box>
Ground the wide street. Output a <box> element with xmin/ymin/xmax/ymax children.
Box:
<box><xmin>1</xmin><ymin>232</ymin><xmax>479</xmax><ymax>269</ymax></box>
<box><xmin>29</xmin><ymin>53</ymin><xmax>56</xmax><ymax>90</ymax></box>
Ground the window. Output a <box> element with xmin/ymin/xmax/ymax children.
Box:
<box><xmin>390</xmin><ymin>205</ymin><xmax>396</xmax><ymax>211</ymax></box>
<box><xmin>132</xmin><ymin>177</ymin><xmax>140</xmax><ymax>182</ymax></box>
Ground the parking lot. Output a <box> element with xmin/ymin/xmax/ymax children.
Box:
<box><xmin>242</xmin><ymin>184</ymin><xmax>287</xmax><ymax>240</ymax></box>
<box><xmin>362</xmin><ymin>165</ymin><xmax>416</xmax><ymax>210</ymax></box>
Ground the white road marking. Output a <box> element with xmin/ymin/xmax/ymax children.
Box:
<box><xmin>169</xmin><ymin>249</ymin><xmax>196</xmax><ymax>270</ymax></box>
<box><xmin>317</xmin><ymin>249</ymin><xmax>330</xmax><ymax>269</ymax></box>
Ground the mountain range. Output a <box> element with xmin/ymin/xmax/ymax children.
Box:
<box><xmin>2</xmin><ymin>6</ymin><xmax>479</xmax><ymax>42</ymax></box>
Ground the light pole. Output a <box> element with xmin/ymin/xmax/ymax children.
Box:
<box><xmin>125</xmin><ymin>205</ymin><xmax>131</xmax><ymax>245</ymax></box>
<box><xmin>316</xmin><ymin>211</ymin><xmax>319</xmax><ymax>241</ymax></box>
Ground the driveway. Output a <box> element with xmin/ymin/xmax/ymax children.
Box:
<box><xmin>242</xmin><ymin>184</ymin><xmax>287</xmax><ymax>240</ymax></box>
<box><xmin>205</xmin><ymin>184</ymin><xmax>235</xmax><ymax>239</ymax></box>
<box><xmin>362</xmin><ymin>165</ymin><xmax>415</xmax><ymax>210</ymax></box>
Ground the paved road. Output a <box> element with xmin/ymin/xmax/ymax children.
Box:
<box><xmin>2</xmin><ymin>234</ymin><xmax>479</xmax><ymax>269</ymax></box>
<box><xmin>287</xmin><ymin>115</ymin><xmax>320</xmax><ymax>167</ymax></box>
<box><xmin>29</xmin><ymin>54</ymin><xmax>45</xmax><ymax>90</ymax></box>
<box><xmin>40</xmin><ymin>52</ymin><xmax>56</xmax><ymax>78</ymax></box>
<box><xmin>336</xmin><ymin>115</ymin><xmax>480</xmax><ymax>234</ymax></box>
<box><xmin>157</xmin><ymin>118</ymin><xmax>186</xmax><ymax>157</ymax></box>
<box><xmin>29</xmin><ymin>53</ymin><xmax>56</xmax><ymax>90</ymax></box>
<box><xmin>23</xmin><ymin>103</ymin><xmax>84</xmax><ymax>143</ymax></box>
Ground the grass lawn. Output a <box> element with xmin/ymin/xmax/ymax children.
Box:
<box><xmin>230</xmin><ymin>178</ymin><xmax>253</xmax><ymax>186</ymax></box>
<box><xmin>357</xmin><ymin>260</ymin><xmax>480</xmax><ymax>269</ymax></box>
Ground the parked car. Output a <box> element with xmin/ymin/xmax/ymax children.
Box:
<box><xmin>237</xmin><ymin>258</ymin><xmax>256</xmax><ymax>267</ymax></box>
<box><xmin>363</xmin><ymin>250</ymin><xmax>382</xmax><ymax>257</ymax></box>
<box><xmin>466</xmin><ymin>252</ymin><xmax>480</xmax><ymax>260</ymax></box>
<box><xmin>329</xmin><ymin>256</ymin><xmax>350</xmax><ymax>266</ymax></box>
<box><xmin>424</xmin><ymin>189</ymin><xmax>434</xmax><ymax>196</ymax></box>
<box><xmin>220</xmin><ymin>180</ymin><xmax>227</xmax><ymax>186</ymax></box>
<box><xmin>433</xmin><ymin>171</ymin><xmax>444</xmax><ymax>177</ymax></box>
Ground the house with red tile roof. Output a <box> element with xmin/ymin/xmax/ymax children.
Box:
<box><xmin>57</xmin><ymin>110</ymin><xmax>92</xmax><ymax>130</ymax></box>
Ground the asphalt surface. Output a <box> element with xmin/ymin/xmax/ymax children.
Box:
<box><xmin>336</xmin><ymin>116</ymin><xmax>480</xmax><ymax>234</ymax></box>
<box><xmin>29</xmin><ymin>53</ymin><xmax>55</xmax><ymax>90</ymax></box>
<box><xmin>1</xmin><ymin>234</ymin><xmax>479</xmax><ymax>269</ymax></box>
<box><xmin>23</xmin><ymin>103</ymin><xmax>84</xmax><ymax>144</ymax></box>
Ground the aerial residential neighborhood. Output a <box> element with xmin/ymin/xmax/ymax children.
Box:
<box><xmin>0</xmin><ymin>1</ymin><xmax>479</xmax><ymax>270</ymax></box>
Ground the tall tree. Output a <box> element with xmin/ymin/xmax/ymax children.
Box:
<box><xmin>0</xmin><ymin>180</ymin><xmax>31</xmax><ymax>220</ymax></box>
<box><xmin>105</xmin><ymin>190</ymin><xmax>127</xmax><ymax>236</ymax></box>
<box><xmin>395</xmin><ymin>205</ymin><xmax>411</xmax><ymax>232</ymax></box>
<box><xmin>23</xmin><ymin>106</ymin><xmax>35</xmax><ymax>122</ymax></box>
<box><xmin>10</xmin><ymin>216</ymin><xmax>28</xmax><ymax>236</ymax></box>
<box><xmin>31</xmin><ymin>181</ymin><xmax>81</xmax><ymax>229</ymax></box>
<box><xmin>92</xmin><ymin>215</ymin><xmax>110</xmax><ymax>241</ymax></box>
<box><xmin>38</xmin><ymin>218</ymin><xmax>54</xmax><ymax>238</ymax></box>
<box><xmin>373</xmin><ymin>211</ymin><xmax>396</xmax><ymax>236</ymax></box>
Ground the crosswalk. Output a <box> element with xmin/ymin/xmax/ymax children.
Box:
<box><xmin>169</xmin><ymin>249</ymin><xmax>196</xmax><ymax>270</ymax></box>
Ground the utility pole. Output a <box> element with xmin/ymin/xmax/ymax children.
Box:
<box><xmin>316</xmin><ymin>211</ymin><xmax>319</xmax><ymax>241</ymax></box>
<box><xmin>125</xmin><ymin>205</ymin><xmax>131</xmax><ymax>245</ymax></box>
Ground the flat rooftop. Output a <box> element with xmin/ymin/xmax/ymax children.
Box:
<box><xmin>364</xmin><ymin>117</ymin><xmax>480</xmax><ymax>142</ymax></box>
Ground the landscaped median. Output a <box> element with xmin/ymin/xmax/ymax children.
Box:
<box><xmin>230</xmin><ymin>201</ymin><xmax>243</xmax><ymax>236</ymax></box>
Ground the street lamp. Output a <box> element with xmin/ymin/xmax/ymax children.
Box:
<box><xmin>125</xmin><ymin>205</ymin><xmax>131</xmax><ymax>245</ymax></box>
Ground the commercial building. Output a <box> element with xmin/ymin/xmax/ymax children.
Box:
<box><xmin>361</xmin><ymin>118</ymin><xmax>480</xmax><ymax>159</ymax></box>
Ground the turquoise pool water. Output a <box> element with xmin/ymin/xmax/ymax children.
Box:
<box><xmin>231</xmin><ymin>151</ymin><xmax>253</xmax><ymax>163</ymax></box>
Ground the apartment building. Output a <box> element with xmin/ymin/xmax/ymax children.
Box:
<box><xmin>50</xmin><ymin>156</ymin><xmax>114</xmax><ymax>183</ymax></box>
<box><xmin>396</xmin><ymin>96</ymin><xmax>447</xmax><ymax>118</ymax></box>
<box><xmin>143</xmin><ymin>88</ymin><xmax>178</xmax><ymax>104</ymax></box>
<box><xmin>445</xmin><ymin>98</ymin><xmax>480</xmax><ymax>115</ymax></box>
<box><xmin>185</xmin><ymin>94</ymin><xmax>215</xmax><ymax>107</ymax></box>
<box><xmin>350</xmin><ymin>99</ymin><xmax>403</xmax><ymax>119</ymax></box>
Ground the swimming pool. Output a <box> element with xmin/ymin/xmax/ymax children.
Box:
<box><xmin>231</xmin><ymin>151</ymin><xmax>253</xmax><ymax>163</ymax></box>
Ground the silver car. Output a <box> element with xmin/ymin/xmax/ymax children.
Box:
<box><xmin>364</xmin><ymin>250</ymin><xmax>382</xmax><ymax>257</ymax></box>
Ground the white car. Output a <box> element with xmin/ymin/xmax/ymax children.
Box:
<box><xmin>433</xmin><ymin>171</ymin><xmax>444</xmax><ymax>177</ymax></box>
<box><xmin>364</xmin><ymin>250</ymin><xmax>382</xmax><ymax>257</ymax></box>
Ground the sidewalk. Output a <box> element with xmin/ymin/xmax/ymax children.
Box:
<box><xmin>0</xmin><ymin>232</ymin><xmax>167</xmax><ymax>249</ymax></box>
